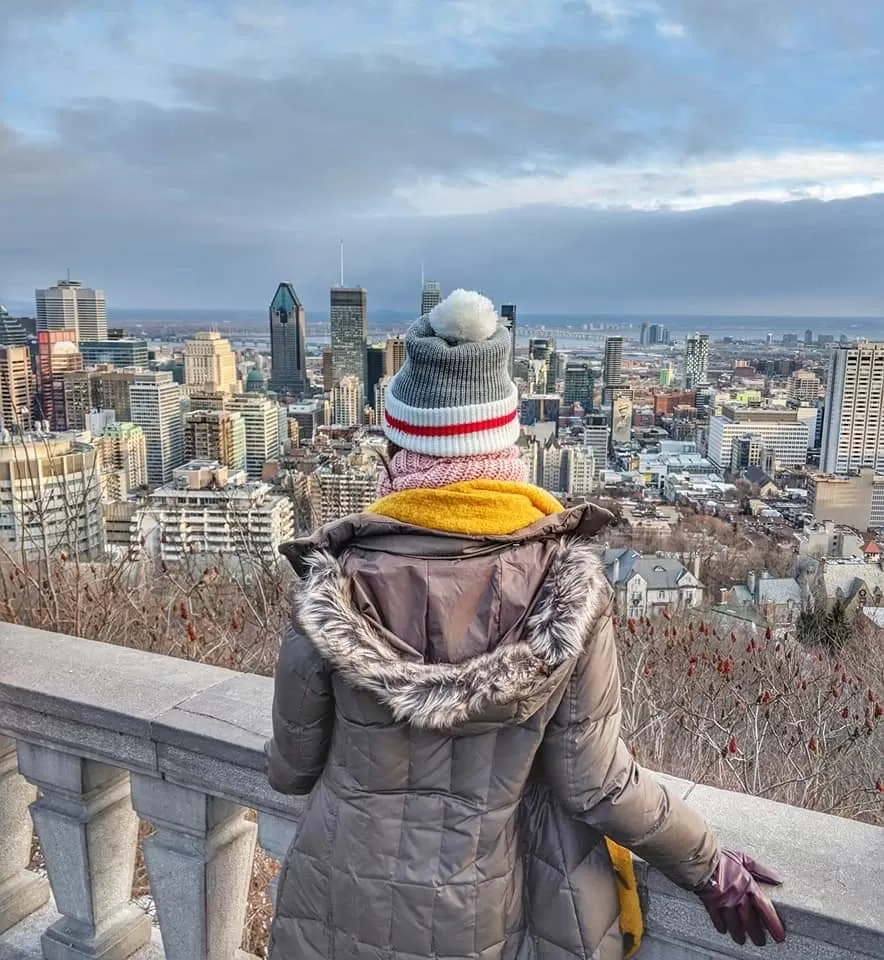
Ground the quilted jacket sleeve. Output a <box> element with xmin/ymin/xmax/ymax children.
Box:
<box><xmin>540</xmin><ymin>610</ymin><xmax>720</xmax><ymax>890</ymax></box>
<box><xmin>266</xmin><ymin>625</ymin><xmax>334</xmax><ymax>795</ymax></box>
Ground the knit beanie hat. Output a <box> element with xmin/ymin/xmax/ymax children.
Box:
<box><xmin>383</xmin><ymin>289</ymin><xmax>519</xmax><ymax>457</ymax></box>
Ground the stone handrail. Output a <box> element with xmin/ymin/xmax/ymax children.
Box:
<box><xmin>0</xmin><ymin>623</ymin><xmax>882</xmax><ymax>960</ymax></box>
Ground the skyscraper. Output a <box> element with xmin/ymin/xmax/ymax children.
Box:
<box><xmin>0</xmin><ymin>346</ymin><xmax>36</xmax><ymax>431</ymax></box>
<box><xmin>269</xmin><ymin>283</ymin><xmax>307</xmax><ymax>397</ymax></box>
<box><xmin>421</xmin><ymin>281</ymin><xmax>442</xmax><ymax>317</ymax></box>
<box><xmin>564</xmin><ymin>362</ymin><xmax>594</xmax><ymax>410</ymax></box>
<box><xmin>500</xmin><ymin>305</ymin><xmax>517</xmax><ymax>378</ymax></box>
<box><xmin>365</xmin><ymin>344</ymin><xmax>386</xmax><ymax>405</ymax></box>
<box><xmin>36</xmin><ymin>330</ymin><xmax>83</xmax><ymax>429</ymax></box>
<box><xmin>384</xmin><ymin>336</ymin><xmax>406</xmax><ymax>377</ymax></box>
<box><xmin>184</xmin><ymin>410</ymin><xmax>246</xmax><ymax>472</ymax></box>
<box><xmin>603</xmin><ymin>337</ymin><xmax>623</xmax><ymax>389</ymax></box>
<box><xmin>821</xmin><ymin>342</ymin><xmax>884</xmax><ymax>475</ymax></box>
<box><xmin>601</xmin><ymin>336</ymin><xmax>623</xmax><ymax>406</ymax></box>
<box><xmin>332</xmin><ymin>376</ymin><xmax>363</xmax><ymax>427</ymax></box>
<box><xmin>184</xmin><ymin>332</ymin><xmax>239</xmax><ymax>395</ymax></box>
<box><xmin>95</xmin><ymin>422</ymin><xmax>149</xmax><ymax>501</ymax></box>
<box><xmin>129</xmin><ymin>371</ymin><xmax>184</xmax><ymax>486</ymax></box>
<box><xmin>330</xmin><ymin>287</ymin><xmax>368</xmax><ymax>384</ymax></box>
<box><xmin>36</xmin><ymin>279</ymin><xmax>107</xmax><ymax>341</ymax></box>
<box><xmin>684</xmin><ymin>333</ymin><xmax>710</xmax><ymax>390</ymax></box>
<box><xmin>0</xmin><ymin>306</ymin><xmax>32</xmax><ymax>347</ymax></box>
<box><xmin>227</xmin><ymin>395</ymin><xmax>281</xmax><ymax>479</ymax></box>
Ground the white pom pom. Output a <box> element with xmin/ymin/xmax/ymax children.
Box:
<box><xmin>427</xmin><ymin>289</ymin><xmax>499</xmax><ymax>343</ymax></box>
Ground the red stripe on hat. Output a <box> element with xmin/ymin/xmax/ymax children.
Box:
<box><xmin>385</xmin><ymin>407</ymin><xmax>518</xmax><ymax>437</ymax></box>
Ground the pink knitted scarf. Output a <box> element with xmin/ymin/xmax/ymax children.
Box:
<box><xmin>377</xmin><ymin>447</ymin><xmax>528</xmax><ymax>497</ymax></box>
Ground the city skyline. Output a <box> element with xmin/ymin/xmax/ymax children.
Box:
<box><xmin>2</xmin><ymin>3</ymin><xmax>883</xmax><ymax>313</ymax></box>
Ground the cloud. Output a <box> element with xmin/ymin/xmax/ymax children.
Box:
<box><xmin>1</xmin><ymin>0</ymin><xmax>883</xmax><ymax>311</ymax></box>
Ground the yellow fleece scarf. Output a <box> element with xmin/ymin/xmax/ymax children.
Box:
<box><xmin>368</xmin><ymin>479</ymin><xmax>643</xmax><ymax>957</ymax></box>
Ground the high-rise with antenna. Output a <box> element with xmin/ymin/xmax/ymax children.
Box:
<box><xmin>421</xmin><ymin>280</ymin><xmax>442</xmax><ymax>317</ymax></box>
<box><xmin>330</xmin><ymin>237</ymin><xmax>368</xmax><ymax>401</ymax></box>
<box><xmin>35</xmin><ymin>276</ymin><xmax>107</xmax><ymax>342</ymax></box>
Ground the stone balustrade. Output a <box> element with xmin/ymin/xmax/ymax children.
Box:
<box><xmin>1</xmin><ymin>622</ymin><xmax>882</xmax><ymax>960</ymax></box>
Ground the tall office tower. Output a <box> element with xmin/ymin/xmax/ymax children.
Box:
<box><xmin>421</xmin><ymin>280</ymin><xmax>442</xmax><ymax>317</ymax></box>
<box><xmin>62</xmin><ymin>370</ymin><xmax>93</xmax><ymax>431</ymax></box>
<box><xmin>332</xmin><ymin>376</ymin><xmax>363</xmax><ymax>427</ymax></box>
<box><xmin>603</xmin><ymin>336</ymin><xmax>623</xmax><ymax>390</ymax></box>
<box><xmin>227</xmin><ymin>394</ymin><xmax>281</xmax><ymax>479</ymax></box>
<box><xmin>821</xmin><ymin>342</ymin><xmax>884</xmax><ymax>475</ymax></box>
<box><xmin>0</xmin><ymin>305</ymin><xmax>31</xmax><ymax>347</ymax></box>
<box><xmin>528</xmin><ymin>338</ymin><xmax>551</xmax><ymax>361</ymax></box>
<box><xmin>643</xmin><ymin>323</ymin><xmax>669</xmax><ymax>347</ymax></box>
<box><xmin>684</xmin><ymin>333</ymin><xmax>710</xmax><ymax>389</ymax></box>
<box><xmin>35</xmin><ymin>278</ymin><xmax>107</xmax><ymax>341</ymax></box>
<box><xmin>129</xmin><ymin>371</ymin><xmax>184</xmax><ymax>486</ymax></box>
<box><xmin>601</xmin><ymin>336</ymin><xmax>623</xmax><ymax>406</ymax></box>
<box><xmin>374</xmin><ymin>375</ymin><xmax>393</xmax><ymax>425</ymax></box>
<box><xmin>0</xmin><ymin>346</ymin><xmax>36</xmax><ymax>431</ymax></box>
<box><xmin>584</xmin><ymin>418</ymin><xmax>611</xmax><ymax>478</ymax></box>
<box><xmin>384</xmin><ymin>336</ymin><xmax>406</xmax><ymax>377</ymax></box>
<box><xmin>91</xmin><ymin>368</ymin><xmax>137</xmax><ymax>420</ymax></box>
<box><xmin>184</xmin><ymin>410</ymin><xmax>246</xmax><ymax>472</ymax></box>
<box><xmin>546</xmin><ymin>345</ymin><xmax>560</xmax><ymax>393</ymax></box>
<box><xmin>804</xmin><ymin>329</ymin><xmax>814</xmax><ymax>346</ymax></box>
<box><xmin>330</xmin><ymin>287</ymin><xmax>368</xmax><ymax>383</ymax></box>
<box><xmin>564</xmin><ymin>362</ymin><xmax>594</xmax><ymax>410</ymax></box>
<box><xmin>36</xmin><ymin>330</ymin><xmax>83</xmax><ymax>430</ymax></box>
<box><xmin>366</xmin><ymin>345</ymin><xmax>386</xmax><ymax>406</ymax></box>
<box><xmin>269</xmin><ymin>282</ymin><xmax>307</xmax><ymax>396</ymax></box>
<box><xmin>95</xmin><ymin>422</ymin><xmax>148</xmax><ymax>501</ymax></box>
<box><xmin>184</xmin><ymin>332</ymin><xmax>239</xmax><ymax>395</ymax></box>
<box><xmin>499</xmin><ymin>305</ymin><xmax>517</xmax><ymax>378</ymax></box>
<box><xmin>321</xmin><ymin>347</ymin><xmax>334</xmax><ymax>391</ymax></box>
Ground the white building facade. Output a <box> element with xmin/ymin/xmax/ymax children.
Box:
<box><xmin>821</xmin><ymin>342</ymin><xmax>884</xmax><ymax>475</ymax></box>
<box><xmin>129</xmin><ymin>371</ymin><xmax>184</xmax><ymax>486</ymax></box>
<box><xmin>144</xmin><ymin>461</ymin><xmax>293</xmax><ymax>563</ymax></box>
<box><xmin>36</xmin><ymin>279</ymin><xmax>107</xmax><ymax>341</ymax></box>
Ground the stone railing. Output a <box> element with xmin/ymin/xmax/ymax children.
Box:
<box><xmin>1</xmin><ymin>623</ymin><xmax>882</xmax><ymax>960</ymax></box>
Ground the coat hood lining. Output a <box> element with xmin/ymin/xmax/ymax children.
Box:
<box><xmin>293</xmin><ymin>536</ymin><xmax>611</xmax><ymax>730</ymax></box>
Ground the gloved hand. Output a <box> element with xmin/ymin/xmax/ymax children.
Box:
<box><xmin>696</xmin><ymin>849</ymin><xmax>786</xmax><ymax>946</ymax></box>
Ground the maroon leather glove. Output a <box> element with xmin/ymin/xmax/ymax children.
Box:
<box><xmin>697</xmin><ymin>849</ymin><xmax>786</xmax><ymax>946</ymax></box>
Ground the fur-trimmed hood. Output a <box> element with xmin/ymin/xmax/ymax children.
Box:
<box><xmin>290</xmin><ymin>513</ymin><xmax>612</xmax><ymax>730</ymax></box>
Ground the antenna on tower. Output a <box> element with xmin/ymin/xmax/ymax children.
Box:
<box><xmin>420</xmin><ymin>260</ymin><xmax>425</xmax><ymax>289</ymax></box>
<box><xmin>66</xmin><ymin>267</ymin><xmax>71</xmax><ymax>282</ymax></box>
<box><xmin>339</xmin><ymin>240</ymin><xmax>344</xmax><ymax>287</ymax></box>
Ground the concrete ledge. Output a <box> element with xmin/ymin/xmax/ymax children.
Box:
<box><xmin>2</xmin><ymin>624</ymin><xmax>883</xmax><ymax>959</ymax></box>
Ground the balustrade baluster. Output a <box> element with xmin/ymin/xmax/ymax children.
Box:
<box><xmin>0</xmin><ymin>736</ymin><xmax>50</xmax><ymax>934</ymax></box>
<box><xmin>16</xmin><ymin>741</ymin><xmax>150</xmax><ymax>960</ymax></box>
<box><xmin>131</xmin><ymin>774</ymin><xmax>256</xmax><ymax>960</ymax></box>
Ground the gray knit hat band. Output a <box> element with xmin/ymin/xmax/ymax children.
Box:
<box><xmin>382</xmin><ymin>290</ymin><xmax>520</xmax><ymax>457</ymax></box>
<box><xmin>391</xmin><ymin>316</ymin><xmax>513</xmax><ymax>409</ymax></box>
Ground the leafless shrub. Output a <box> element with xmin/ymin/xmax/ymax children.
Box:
<box><xmin>615</xmin><ymin>612</ymin><xmax>883</xmax><ymax>824</ymax></box>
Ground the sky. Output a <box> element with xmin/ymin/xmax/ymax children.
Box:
<box><xmin>2</xmin><ymin>0</ymin><xmax>884</xmax><ymax>315</ymax></box>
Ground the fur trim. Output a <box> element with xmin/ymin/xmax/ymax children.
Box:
<box><xmin>292</xmin><ymin>537</ymin><xmax>610</xmax><ymax>729</ymax></box>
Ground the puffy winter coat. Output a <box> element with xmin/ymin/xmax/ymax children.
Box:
<box><xmin>267</xmin><ymin>505</ymin><xmax>719</xmax><ymax>960</ymax></box>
